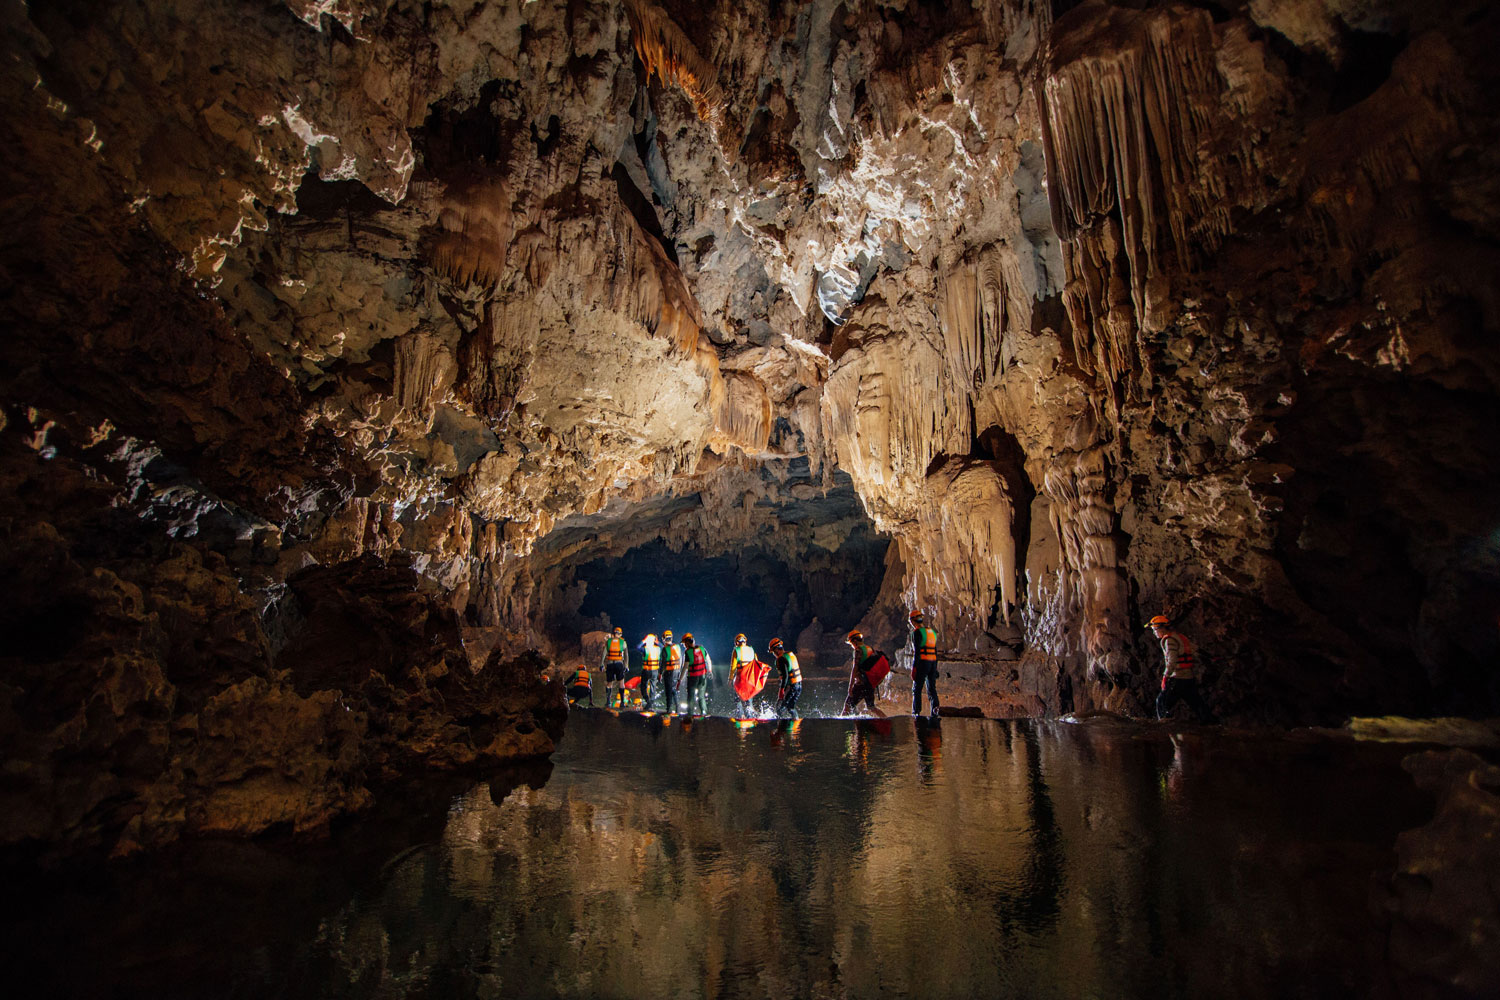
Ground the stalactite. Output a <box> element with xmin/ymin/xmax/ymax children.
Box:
<box><xmin>912</xmin><ymin>459</ymin><xmax>1018</xmax><ymax>629</ymax></box>
<box><xmin>712</xmin><ymin>372</ymin><xmax>773</xmax><ymax>456</ymax></box>
<box><xmin>622</xmin><ymin>0</ymin><xmax>724</xmax><ymax>128</ymax></box>
<box><xmin>393</xmin><ymin>330</ymin><xmax>457</xmax><ymax>423</ymax></box>
<box><xmin>1038</xmin><ymin>5</ymin><xmax>1243</xmax><ymax>386</ymax></box>
<box><xmin>938</xmin><ymin>247</ymin><xmax>1014</xmax><ymax>399</ymax></box>
<box><xmin>429</xmin><ymin>179</ymin><xmax>514</xmax><ymax>288</ymax></box>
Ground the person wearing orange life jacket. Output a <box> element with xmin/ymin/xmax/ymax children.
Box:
<box><xmin>659</xmin><ymin>630</ymin><xmax>682</xmax><ymax>712</ymax></box>
<box><xmin>682</xmin><ymin>632</ymin><xmax>712</xmax><ymax>715</ymax></box>
<box><xmin>769</xmin><ymin>637</ymin><xmax>802</xmax><ymax>717</ymax></box>
<box><xmin>566</xmin><ymin>664</ymin><xmax>593</xmax><ymax>707</ymax></box>
<box><xmin>637</xmin><ymin>632</ymin><xmax>662</xmax><ymax>709</ymax></box>
<box><xmin>730</xmin><ymin>633</ymin><xmax>759</xmax><ymax>715</ymax></box>
<box><xmin>600</xmin><ymin>626</ymin><xmax>629</xmax><ymax>708</ymax></box>
<box><xmin>1148</xmin><ymin>615</ymin><xmax>1214</xmax><ymax>723</ymax></box>
<box><xmin>842</xmin><ymin>629</ymin><xmax>887</xmax><ymax>717</ymax></box>
<box><xmin>909</xmin><ymin>609</ymin><xmax>941</xmax><ymax>718</ymax></box>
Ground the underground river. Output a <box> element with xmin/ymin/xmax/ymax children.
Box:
<box><xmin>7</xmin><ymin>708</ymin><xmax>1437</xmax><ymax>999</ymax></box>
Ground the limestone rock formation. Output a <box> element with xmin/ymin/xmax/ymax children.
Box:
<box><xmin>2</xmin><ymin>0</ymin><xmax>1497</xmax><ymax>852</ymax></box>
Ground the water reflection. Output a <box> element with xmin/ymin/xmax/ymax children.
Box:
<box><xmin>6</xmin><ymin>716</ymin><xmax>1433</xmax><ymax>1000</ymax></box>
<box><xmin>304</xmin><ymin>717</ymin><xmax>1422</xmax><ymax>999</ymax></box>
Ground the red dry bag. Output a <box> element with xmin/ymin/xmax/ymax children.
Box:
<box><xmin>733</xmin><ymin>660</ymin><xmax>771</xmax><ymax>700</ymax></box>
<box><xmin>863</xmin><ymin>652</ymin><xmax>891</xmax><ymax>688</ymax></box>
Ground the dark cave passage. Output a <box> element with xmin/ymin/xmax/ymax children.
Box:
<box><xmin>569</xmin><ymin>530</ymin><xmax>888</xmax><ymax>673</ymax></box>
<box><xmin>531</xmin><ymin>467</ymin><xmax>891</xmax><ymax>674</ymax></box>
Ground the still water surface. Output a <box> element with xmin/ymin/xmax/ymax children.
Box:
<box><xmin>11</xmin><ymin>710</ymin><xmax>1431</xmax><ymax>999</ymax></box>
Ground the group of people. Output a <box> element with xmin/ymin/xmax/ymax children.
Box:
<box><xmin>565</xmin><ymin>609</ymin><xmax>1212</xmax><ymax>723</ymax></box>
<box><xmin>566</xmin><ymin>628</ymin><xmax>806</xmax><ymax>716</ymax></box>
<box><xmin>564</xmin><ymin>609</ymin><xmax>946</xmax><ymax>720</ymax></box>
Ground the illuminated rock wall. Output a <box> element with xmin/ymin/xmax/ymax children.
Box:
<box><xmin>1</xmin><ymin>0</ymin><xmax>1497</xmax><ymax>851</ymax></box>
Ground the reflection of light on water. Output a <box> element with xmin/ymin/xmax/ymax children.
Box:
<box><xmin>195</xmin><ymin>714</ymin><xmax>1431</xmax><ymax>1000</ymax></box>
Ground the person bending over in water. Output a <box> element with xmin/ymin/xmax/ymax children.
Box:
<box><xmin>842</xmin><ymin>630</ymin><xmax>887</xmax><ymax>717</ymax></box>
<box><xmin>566</xmin><ymin>664</ymin><xmax>593</xmax><ymax>707</ymax></box>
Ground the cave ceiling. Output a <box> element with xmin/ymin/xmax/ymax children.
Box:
<box><xmin>3</xmin><ymin>0</ymin><xmax>1499</xmax><ymax>767</ymax></box>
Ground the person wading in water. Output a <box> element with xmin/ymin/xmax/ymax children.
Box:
<box><xmin>659</xmin><ymin>630</ymin><xmax>681</xmax><ymax>712</ymax></box>
<box><xmin>909</xmin><ymin>609</ymin><xmax>940</xmax><ymax>718</ymax></box>
<box><xmin>1148</xmin><ymin>615</ymin><xmax>1214</xmax><ymax>723</ymax></box>
<box><xmin>682</xmin><ymin>633</ymin><xmax>711</xmax><ymax>715</ymax></box>
<box><xmin>769</xmin><ymin>637</ymin><xmax>802</xmax><ymax>717</ymax></box>
<box><xmin>637</xmin><ymin>632</ymin><xmax>662</xmax><ymax>709</ymax></box>
<box><xmin>601</xmin><ymin>626</ymin><xmax>628</xmax><ymax>708</ymax></box>
<box><xmin>730</xmin><ymin>632</ymin><xmax>759</xmax><ymax>715</ymax></box>
<box><xmin>842</xmin><ymin>629</ymin><xmax>888</xmax><ymax>717</ymax></box>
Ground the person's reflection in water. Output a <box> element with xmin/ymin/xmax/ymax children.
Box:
<box><xmin>1162</xmin><ymin>732</ymin><xmax>1207</xmax><ymax>802</ymax></box>
<box><xmin>847</xmin><ymin>719</ymin><xmax>893</xmax><ymax>773</ymax></box>
<box><xmin>769</xmin><ymin>718</ymin><xmax>802</xmax><ymax>749</ymax></box>
<box><xmin>915</xmin><ymin>716</ymin><xmax>943</xmax><ymax>785</ymax></box>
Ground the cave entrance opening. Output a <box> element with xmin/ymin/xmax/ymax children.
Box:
<box><xmin>531</xmin><ymin>467</ymin><xmax>891</xmax><ymax>683</ymax></box>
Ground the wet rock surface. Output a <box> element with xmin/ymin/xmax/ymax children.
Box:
<box><xmin>1</xmin><ymin>0</ymin><xmax>1498</xmax><ymax>858</ymax></box>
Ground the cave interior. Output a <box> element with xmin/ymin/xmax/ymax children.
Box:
<box><xmin>0</xmin><ymin>0</ymin><xmax>1496</xmax><ymax>928</ymax></box>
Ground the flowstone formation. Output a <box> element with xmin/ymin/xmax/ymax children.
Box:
<box><xmin>1</xmin><ymin>0</ymin><xmax>1497</xmax><ymax>854</ymax></box>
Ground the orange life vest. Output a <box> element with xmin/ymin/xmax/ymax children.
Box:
<box><xmin>914</xmin><ymin>627</ymin><xmax>938</xmax><ymax>663</ymax></box>
<box><xmin>642</xmin><ymin>647</ymin><xmax>660</xmax><ymax>669</ymax></box>
<box><xmin>569</xmin><ymin>666</ymin><xmax>590</xmax><ymax>689</ymax></box>
<box><xmin>605</xmin><ymin>637</ymin><xmax>625</xmax><ymax>662</ymax></box>
<box><xmin>779</xmin><ymin>652</ymin><xmax>802</xmax><ymax>685</ymax></box>
<box><xmin>688</xmin><ymin>647</ymin><xmax>708</xmax><ymax>677</ymax></box>
<box><xmin>663</xmin><ymin>645</ymin><xmax>680</xmax><ymax>669</ymax></box>
<box><xmin>1164</xmin><ymin>632</ymin><xmax>1196</xmax><ymax>677</ymax></box>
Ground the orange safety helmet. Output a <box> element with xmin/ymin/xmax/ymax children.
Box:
<box><xmin>613</xmin><ymin>626</ymin><xmax>623</xmax><ymax>636</ymax></box>
<box><xmin>735</xmin><ymin>633</ymin><xmax>747</xmax><ymax>644</ymax></box>
<box><xmin>1146</xmin><ymin>615</ymin><xmax>1170</xmax><ymax>628</ymax></box>
<box><xmin>663</xmin><ymin>629</ymin><xmax>674</xmax><ymax>641</ymax></box>
<box><xmin>846</xmin><ymin>629</ymin><xmax>863</xmax><ymax>644</ymax></box>
<box><xmin>682</xmin><ymin>632</ymin><xmax>695</xmax><ymax>644</ymax></box>
<box><xmin>768</xmin><ymin>637</ymin><xmax>784</xmax><ymax>651</ymax></box>
<box><xmin>909</xmin><ymin>608</ymin><xmax>925</xmax><ymax>622</ymax></box>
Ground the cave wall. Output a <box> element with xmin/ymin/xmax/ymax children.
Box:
<box><xmin>2</xmin><ymin>0</ymin><xmax>1498</xmax><ymax>852</ymax></box>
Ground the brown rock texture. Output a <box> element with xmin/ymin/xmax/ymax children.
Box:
<box><xmin>1384</xmin><ymin>749</ymin><xmax>1500</xmax><ymax>998</ymax></box>
<box><xmin>1</xmin><ymin>0</ymin><xmax>1497</xmax><ymax>852</ymax></box>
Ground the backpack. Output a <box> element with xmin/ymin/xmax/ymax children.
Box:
<box><xmin>862</xmin><ymin>651</ymin><xmax>891</xmax><ymax>688</ymax></box>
